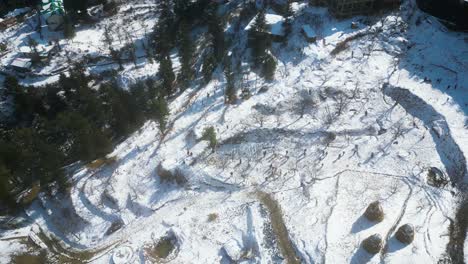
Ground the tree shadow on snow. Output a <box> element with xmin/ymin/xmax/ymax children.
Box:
<box><xmin>386</xmin><ymin>236</ymin><xmax>409</xmax><ymax>253</ymax></box>
<box><xmin>350</xmin><ymin>214</ymin><xmax>378</xmax><ymax>234</ymax></box>
<box><xmin>350</xmin><ymin>247</ymin><xmax>374</xmax><ymax>264</ymax></box>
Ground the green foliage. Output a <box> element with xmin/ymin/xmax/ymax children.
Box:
<box><xmin>158</xmin><ymin>55</ymin><xmax>175</xmax><ymax>95</ymax></box>
<box><xmin>4</xmin><ymin>76</ymin><xmax>20</xmax><ymax>95</ymax></box>
<box><xmin>224</xmin><ymin>62</ymin><xmax>237</xmax><ymax>104</ymax></box>
<box><xmin>0</xmin><ymin>42</ymin><xmax>7</xmax><ymax>52</ymax></box>
<box><xmin>0</xmin><ymin>163</ymin><xmax>14</xmax><ymax>206</ymax></box>
<box><xmin>63</xmin><ymin>0</ymin><xmax>88</xmax><ymax>13</ymax></box>
<box><xmin>153</xmin><ymin>0</ymin><xmax>175</xmax><ymax>58</ymax></box>
<box><xmin>285</xmin><ymin>0</ymin><xmax>293</xmax><ymax>17</ymax></box>
<box><xmin>250</xmin><ymin>9</ymin><xmax>271</xmax><ymax>67</ymax></box>
<box><xmin>63</xmin><ymin>15</ymin><xmax>76</xmax><ymax>39</ymax></box>
<box><xmin>178</xmin><ymin>19</ymin><xmax>195</xmax><ymax>89</ymax></box>
<box><xmin>202</xmin><ymin>53</ymin><xmax>217</xmax><ymax>84</ymax></box>
<box><xmin>263</xmin><ymin>53</ymin><xmax>277</xmax><ymax>81</ymax></box>
<box><xmin>149</xmin><ymin>96</ymin><xmax>169</xmax><ymax>133</ymax></box>
<box><xmin>206</xmin><ymin>2</ymin><xmax>225</xmax><ymax>62</ymax></box>
<box><xmin>202</xmin><ymin>126</ymin><xmax>217</xmax><ymax>151</ymax></box>
<box><xmin>54</xmin><ymin>111</ymin><xmax>111</xmax><ymax>161</ymax></box>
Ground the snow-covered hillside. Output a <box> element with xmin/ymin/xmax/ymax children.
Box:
<box><xmin>1</xmin><ymin>0</ymin><xmax>467</xmax><ymax>263</ymax></box>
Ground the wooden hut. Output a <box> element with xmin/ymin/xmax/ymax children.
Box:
<box><xmin>245</xmin><ymin>11</ymin><xmax>286</xmax><ymax>42</ymax></box>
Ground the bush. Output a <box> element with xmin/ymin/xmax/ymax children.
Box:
<box><xmin>157</xmin><ymin>164</ymin><xmax>187</xmax><ymax>186</ymax></box>
<box><xmin>0</xmin><ymin>42</ymin><xmax>7</xmax><ymax>52</ymax></box>
<box><xmin>202</xmin><ymin>126</ymin><xmax>217</xmax><ymax>151</ymax></box>
<box><xmin>207</xmin><ymin>213</ymin><xmax>218</xmax><ymax>222</ymax></box>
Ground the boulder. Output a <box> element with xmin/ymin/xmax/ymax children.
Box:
<box><xmin>364</xmin><ymin>201</ymin><xmax>384</xmax><ymax>222</ymax></box>
<box><xmin>395</xmin><ymin>224</ymin><xmax>415</xmax><ymax>244</ymax></box>
<box><xmin>427</xmin><ymin>167</ymin><xmax>449</xmax><ymax>187</ymax></box>
<box><xmin>361</xmin><ymin>234</ymin><xmax>383</xmax><ymax>254</ymax></box>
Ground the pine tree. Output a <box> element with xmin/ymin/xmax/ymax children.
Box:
<box><xmin>27</xmin><ymin>36</ymin><xmax>41</xmax><ymax>63</ymax></box>
<box><xmin>149</xmin><ymin>96</ymin><xmax>169</xmax><ymax>133</ymax></box>
<box><xmin>263</xmin><ymin>53</ymin><xmax>277</xmax><ymax>81</ymax></box>
<box><xmin>4</xmin><ymin>76</ymin><xmax>21</xmax><ymax>95</ymax></box>
<box><xmin>202</xmin><ymin>52</ymin><xmax>217</xmax><ymax>84</ymax></box>
<box><xmin>174</xmin><ymin>0</ymin><xmax>190</xmax><ymax>17</ymax></box>
<box><xmin>206</xmin><ymin>2</ymin><xmax>225</xmax><ymax>62</ymax></box>
<box><xmin>250</xmin><ymin>9</ymin><xmax>270</xmax><ymax>67</ymax></box>
<box><xmin>224</xmin><ymin>62</ymin><xmax>237</xmax><ymax>104</ymax></box>
<box><xmin>202</xmin><ymin>126</ymin><xmax>217</xmax><ymax>151</ymax></box>
<box><xmin>55</xmin><ymin>111</ymin><xmax>111</xmax><ymax>161</ymax></box>
<box><xmin>158</xmin><ymin>55</ymin><xmax>175</xmax><ymax>95</ymax></box>
<box><xmin>285</xmin><ymin>0</ymin><xmax>293</xmax><ymax>18</ymax></box>
<box><xmin>178</xmin><ymin>19</ymin><xmax>194</xmax><ymax>89</ymax></box>
<box><xmin>283</xmin><ymin>0</ymin><xmax>294</xmax><ymax>38</ymax></box>
<box><xmin>63</xmin><ymin>15</ymin><xmax>75</xmax><ymax>39</ymax></box>
<box><xmin>154</xmin><ymin>0</ymin><xmax>175</xmax><ymax>58</ymax></box>
<box><xmin>0</xmin><ymin>163</ymin><xmax>14</xmax><ymax>206</ymax></box>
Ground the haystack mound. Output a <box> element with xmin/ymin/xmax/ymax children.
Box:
<box><xmin>361</xmin><ymin>234</ymin><xmax>383</xmax><ymax>254</ymax></box>
<box><xmin>395</xmin><ymin>224</ymin><xmax>415</xmax><ymax>244</ymax></box>
<box><xmin>364</xmin><ymin>201</ymin><xmax>384</xmax><ymax>222</ymax></box>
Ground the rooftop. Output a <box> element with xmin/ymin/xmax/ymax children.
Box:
<box><xmin>245</xmin><ymin>11</ymin><xmax>286</xmax><ymax>36</ymax></box>
<box><xmin>10</xmin><ymin>58</ymin><xmax>32</xmax><ymax>70</ymax></box>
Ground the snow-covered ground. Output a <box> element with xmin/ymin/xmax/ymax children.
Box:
<box><xmin>1</xmin><ymin>1</ymin><xmax>467</xmax><ymax>263</ymax></box>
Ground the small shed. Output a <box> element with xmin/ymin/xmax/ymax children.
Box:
<box><xmin>245</xmin><ymin>12</ymin><xmax>286</xmax><ymax>42</ymax></box>
<box><xmin>10</xmin><ymin>58</ymin><xmax>32</xmax><ymax>72</ymax></box>
<box><xmin>301</xmin><ymin>25</ymin><xmax>317</xmax><ymax>43</ymax></box>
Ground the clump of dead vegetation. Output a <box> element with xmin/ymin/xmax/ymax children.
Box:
<box><xmin>157</xmin><ymin>164</ymin><xmax>187</xmax><ymax>186</ymax></box>
<box><xmin>257</xmin><ymin>191</ymin><xmax>301</xmax><ymax>264</ymax></box>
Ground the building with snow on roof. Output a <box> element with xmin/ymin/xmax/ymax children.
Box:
<box><xmin>9</xmin><ymin>58</ymin><xmax>32</xmax><ymax>73</ymax></box>
<box><xmin>245</xmin><ymin>11</ymin><xmax>286</xmax><ymax>42</ymax></box>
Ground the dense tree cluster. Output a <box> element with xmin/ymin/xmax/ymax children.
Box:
<box><xmin>249</xmin><ymin>9</ymin><xmax>277</xmax><ymax>81</ymax></box>
<box><xmin>0</xmin><ymin>66</ymin><xmax>168</xmax><ymax>210</ymax></box>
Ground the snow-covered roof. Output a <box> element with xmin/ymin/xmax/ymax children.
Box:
<box><xmin>19</xmin><ymin>44</ymin><xmax>54</xmax><ymax>55</ymax></box>
<box><xmin>4</xmin><ymin>7</ymin><xmax>31</xmax><ymax>18</ymax></box>
<box><xmin>302</xmin><ymin>25</ymin><xmax>316</xmax><ymax>38</ymax></box>
<box><xmin>10</xmin><ymin>58</ymin><xmax>32</xmax><ymax>69</ymax></box>
<box><xmin>245</xmin><ymin>12</ymin><xmax>285</xmax><ymax>36</ymax></box>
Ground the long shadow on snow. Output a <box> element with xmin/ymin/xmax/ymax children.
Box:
<box><xmin>383</xmin><ymin>84</ymin><xmax>467</xmax><ymax>186</ymax></box>
<box><xmin>350</xmin><ymin>247</ymin><xmax>374</xmax><ymax>264</ymax></box>
<box><xmin>350</xmin><ymin>214</ymin><xmax>378</xmax><ymax>234</ymax></box>
<box><xmin>384</xmin><ymin>85</ymin><xmax>468</xmax><ymax>263</ymax></box>
<box><xmin>397</xmin><ymin>15</ymin><xmax>468</xmax><ymax>116</ymax></box>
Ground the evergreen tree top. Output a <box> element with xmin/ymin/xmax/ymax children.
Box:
<box><xmin>252</xmin><ymin>9</ymin><xmax>269</xmax><ymax>33</ymax></box>
<box><xmin>41</xmin><ymin>0</ymin><xmax>64</xmax><ymax>15</ymax></box>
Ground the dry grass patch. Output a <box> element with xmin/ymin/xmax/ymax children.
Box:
<box><xmin>257</xmin><ymin>191</ymin><xmax>301</xmax><ymax>264</ymax></box>
<box><xmin>207</xmin><ymin>213</ymin><xmax>218</xmax><ymax>222</ymax></box>
<box><xmin>144</xmin><ymin>235</ymin><xmax>178</xmax><ymax>262</ymax></box>
<box><xmin>87</xmin><ymin>156</ymin><xmax>116</xmax><ymax>170</ymax></box>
